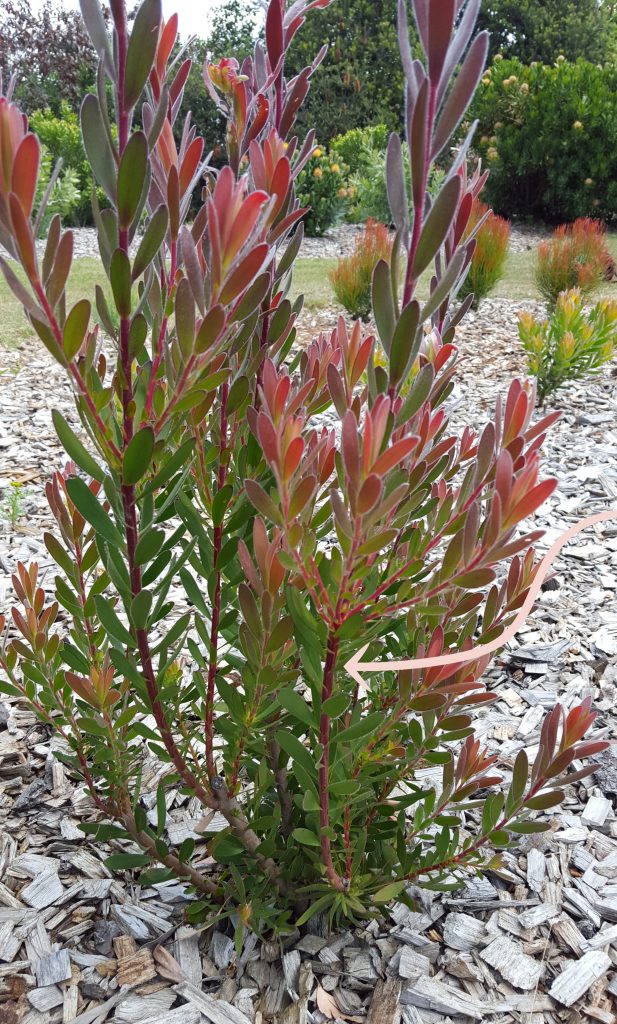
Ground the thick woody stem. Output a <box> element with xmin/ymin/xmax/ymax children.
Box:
<box><xmin>121</xmin><ymin>813</ymin><xmax>222</xmax><ymax>899</ymax></box>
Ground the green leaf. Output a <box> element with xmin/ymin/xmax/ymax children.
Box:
<box><xmin>526</xmin><ymin>791</ymin><xmax>564</xmax><ymax>811</ymax></box>
<box><xmin>412</xmin><ymin>176</ymin><xmax>462</xmax><ymax>278</ymax></box>
<box><xmin>118</xmin><ymin>131</ymin><xmax>148</xmax><ymax>230</ymax></box>
<box><xmin>125</xmin><ymin>0</ymin><xmax>162</xmax><ymax>109</ymax></box>
<box><xmin>123</xmin><ymin>427</ymin><xmax>155</xmax><ymax>485</ymax></box>
<box><xmin>106</xmin><ymin>853</ymin><xmax>151</xmax><ymax>870</ymax></box>
<box><xmin>244</xmin><ymin>479</ymin><xmax>280</xmax><ymax>523</ymax></box>
<box><xmin>80</xmin><ymin>93</ymin><xmax>116</xmax><ymax>203</ymax></box>
<box><xmin>132</xmin><ymin>205</ymin><xmax>169</xmax><ymax>280</ymax></box>
<box><xmin>227</xmin><ymin>376</ymin><xmax>249</xmax><ymax>414</ymax></box>
<box><xmin>396</xmin><ymin>363</ymin><xmax>434</xmax><ymax>425</ymax></box>
<box><xmin>389</xmin><ymin>301</ymin><xmax>420</xmax><ymax>388</ymax></box>
<box><xmin>278</xmin><ymin>687</ymin><xmax>315</xmax><ymax>729</ymax></box>
<box><xmin>336</xmin><ymin>712</ymin><xmax>384</xmax><ymax>744</ymax></box>
<box><xmin>110</xmin><ymin>248</ymin><xmax>132</xmax><ymax>318</ymax></box>
<box><xmin>511</xmin><ymin>749</ymin><xmax>528</xmax><ymax>804</ymax></box>
<box><xmin>372</xmin><ymin>258</ymin><xmax>396</xmax><ymax>354</ymax></box>
<box><xmin>295</xmin><ymin>893</ymin><xmax>336</xmax><ymax>927</ymax></box>
<box><xmin>129</xmin><ymin>314</ymin><xmax>148</xmax><ymax>359</ymax></box>
<box><xmin>372</xmin><ymin>880</ymin><xmax>406</xmax><ymax>903</ymax></box>
<box><xmin>44</xmin><ymin>533</ymin><xmax>74</xmax><ymax>576</ymax></box>
<box><xmin>265</xmin><ymin>616</ymin><xmax>294</xmax><ymax>654</ymax></box>
<box><xmin>93</xmin><ymin>595</ymin><xmax>134</xmax><ymax>646</ymax></box>
<box><xmin>489</xmin><ymin>829</ymin><xmax>510</xmax><ymax>847</ymax></box>
<box><xmin>63</xmin><ymin>299</ymin><xmax>91</xmax><ymax>361</ymax></box>
<box><xmin>175</xmin><ymin>277</ymin><xmax>196</xmax><ymax>360</ymax></box>
<box><xmin>78</xmin><ymin>0</ymin><xmax>113</xmax><ymax>71</ymax></box>
<box><xmin>322</xmin><ymin>693</ymin><xmax>349</xmax><ymax>718</ymax></box>
<box><xmin>131</xmin><ymin>589</ymin><xmax>152</xmax><ymax>629</ymax></box>
<box><xmin>146</xmin><ymin>437</ymin><xmax>195</xmax><ymax>493</ymax></box>
<box><xmin>52</xmin><ymin>410</ymin><xmax>105</xmax><ymax>482</ymax></box>
<box><xmin>140</xmin><ymin>867</ymin><xmax>174</xmax><ymax>885</ymax></box>
<box><xmin>212</xmin><ymin>484</ymin><xmax>233</xmax><ymax>527</ymax></box>
<box><xmin>178</xmin><ymin>837</ymin><xmax>195</xmax><ymax>863</ymax></box>
<box><xmin>135</xmin><ymin>528</ymin><xmax>165</xmax><ymax>566</ymax></box>
<box><xmin>276</xmin><ymin>728</ymin><xmax>315</xmax><ymax>778</ymax></box>
<box><xmin>291</xmin><ymin>827</ymin><xmax>320</xmax><ymax>847</ymax></box>
<box><xmin>156</xmin><ymin>784</ymin><xmax>167</xmax><ymax>835</ymax></box>
<box><xmin>330</xmin><ymin>779</ymin><xmax>361</xmax><ymax>796</ymax></box>
<box><xmin>508</xmin><ymin>821</ymin><xmax>550</xmax><ymax>834</ymax></box>
<box><xmin>66</xmin><ymin>477</ymin><xmax>122</xmax><ymax>545</ymax></box>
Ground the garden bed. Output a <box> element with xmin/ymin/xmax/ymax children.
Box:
<box><xmin>0</xmin><ymin>285</ymin><xmax>616</xmax><ymax>1022</ymax></box>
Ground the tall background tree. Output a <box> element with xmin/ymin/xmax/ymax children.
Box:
<box><xmin>0</xmin><ymin>0</ymin><xmax>98</xmax><ymax>113</ymax></box>
<box><xmin>478</xmin><ymin>0</ymin><xmax>614</xmax><ymax>65</ymax></box>
<box><xmin>286</xmin><ymin>0</ymin><xmax>406</xmax><ymax>140</ymax></box>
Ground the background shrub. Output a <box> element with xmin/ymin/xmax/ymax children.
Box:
<box><xmin>296</xmin><ymin>145</ymin><xmax>350</xmax><ymax>236</ymax></box>
<box><xmin>29</xmin><ymin>104</ymin><xmax>95</xmax><ymax>224</ymax></box>
<box><xmin>460</xmin><ymin>200</ymin><xmax>510</xmax><ymax>307</ymax></box>
<box><xmin>331</xmin><ymin>127</ymin><xmax>444</xmax><ymax>224</ymax></box>
<box><xmin>470</xmin><ymin>57</ymin><xmax>617</xmax><ymax>223</ymax></box>
<box><xmin>535</xmin><ymin>219</ymin><xmax>611</xmax><ymax>309</ymax></box>
<box><xmin>519</xmin><ymin>288</ymin><xmax>617</xmax><ymax>401</ymax></box>
<box><xmin>477</xmin><ymin>0</ymin><xmax>614</xmax><ymax>65</ymax></box>
<box><xmin>329</xmin><ymin>219</ymin><xmax>393</xmax><ymax>318</ymax></box>
<box><xmin>34</xmin><ymin>145</ymin><xmax>81</xmax><ymax>235</ymax></box>
<box><xmin>330</xmin><ymin>125</ymin><xmax>390</xmax><ymax>173</ymax></box>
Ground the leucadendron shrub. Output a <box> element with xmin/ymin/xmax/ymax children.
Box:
<box><xmin>519</xmin><ymin>288</ymin><xmax>617</xmax><ymax>403</ymax></box>
<box><xmin>0</xmin><ymin>0</ymin><xmax>609</xmax><ymax>936</ymax></box>
<box><xmin>535</xmin><ymin>219</ymin><xmax>612</xmax><ymax>310</ymax></box>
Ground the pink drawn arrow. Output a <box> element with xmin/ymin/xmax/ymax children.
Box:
<box><xmin>344</xmin><ymin>507</ymin><xmax>617</xmax><ymax>689</ymax></box>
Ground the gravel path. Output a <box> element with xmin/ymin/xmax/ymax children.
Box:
<box><xmin>38</xmin><ymin>221</ymin><xmax>549</xmax><ymax>261</ymax></box>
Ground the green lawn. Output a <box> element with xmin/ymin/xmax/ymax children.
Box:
<box><xmin>3</xmin><ymin>236</ymin><xmax>617</xmax><ymax>349</ymax></box>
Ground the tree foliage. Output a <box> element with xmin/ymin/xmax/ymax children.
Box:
<box><xmin>0</xmin><ymin>0</ymin><xmax>98</xmax><ymax>114</ymax></box>
<box><xmin>286</xmin><ymin>0</ymin><xmax>406</xmax><ymax>141</ymax></box>
<box><xmin>478</xmin><ymin>0</ymin><xmax>613</xmax><ymax>65</ymax></box>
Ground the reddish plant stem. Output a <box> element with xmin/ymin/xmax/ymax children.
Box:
<box><xmin>404</xmin><ymin>776</ymin><xmax>549</xmax><ymax>883</ymax></box>
<box><xmin>205</xmin><ymin>380</ymin><xmax>229</xmax><ymax>779</ymax></box>
<box><xmin>112</xmin><ymin>4</ymin><xmax>220</xmax><ymax>815</ymax></box>
<box><xmin>319</xmin><ymin>633</ymin><xmax>344</xmax><ymax>890</ymax></box>
<box><xmin>121</xmin><ymin>812</ymin><xmax>222</xmax><ymax>898</ymax></box>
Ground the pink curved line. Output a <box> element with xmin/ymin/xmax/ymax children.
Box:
<box><xmin>347</xmin><ymin>508</ymin><xmax>617</xmax><ymax>680</ymax></box>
